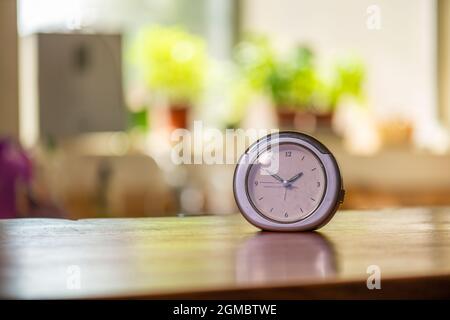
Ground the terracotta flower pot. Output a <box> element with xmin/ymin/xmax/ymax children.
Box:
<box><xmin>314</xmin><ymin>112</ymin><xmax>333</xmax><ymax>129</ymax></box>
<box><xmin>276</xmin><ymin>108</ymin><xmax>297</xmax><ymax>129</ymax></box>
<box><xmin>294</xmin><ymin>111</ymin><xmax>316</xmax><ymax>133</ymax></box>
<box><xmin>276</xmin><ymin>107</ymin><xmax>316</xmax><ymax>132</ymax></box>
<box><xmin>168</xmin><ymin>104</ymin><xmax>190</xmax><ymax>130</ymax></box>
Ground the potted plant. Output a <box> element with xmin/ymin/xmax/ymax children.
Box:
<box><xmin>132</xmin><ymin>26</ymin><xmax>207</xmax><ymax>130</ymax></box>
<box><xmin>267</xmin><ymin>46</ymin><xmax>317</xmax><ymax>130</ymax></box>
<box><xmin>328</xmin><ymin>56</ymin><xmax>366</xmax><ymax>116</ymax></box>
<box><xmin>303</xmin><ymin>56</ymin><xmax>366</xmax><ymax>131</ymax></box>
<box><xmin>333</xmin><ymin>57</ymin><xmax>366</xmax><ymax>104</ymax></box>
<box><xmin>230</xmin><ymin>35</ymin><xmax>276</xmax><ymax>127</ymax></box>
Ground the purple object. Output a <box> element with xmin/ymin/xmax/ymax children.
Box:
<box><xmin>233</xmin><ymin>132</ymin><xmax>344</xmax><ymax>231</ymax></box>
<box><xmin>0</xmin><ymin>138</ymin><xmax>33</xmax><ymax>218</ymax></box>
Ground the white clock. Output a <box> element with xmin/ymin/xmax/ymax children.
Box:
<box><xmin>233</xmin><ymin>131</ymin><xmax>344</xmax><ymax>231</ymax></box>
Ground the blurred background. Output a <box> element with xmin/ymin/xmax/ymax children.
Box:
<box><xmin>0</xmin><ymin>0</ymin><xmax>449</xmax><ymax>219</ymax></box>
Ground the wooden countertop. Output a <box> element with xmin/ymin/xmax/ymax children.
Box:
<box><xmin>1</xmin><ymin>208</ymin><xmax>450</xmax><ymax>299</ymax></box>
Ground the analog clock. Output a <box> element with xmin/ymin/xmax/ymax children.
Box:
<box><xmin>233</xmin><ymin>131</ymin><xmax>344</xmax><ymax>231</ymax></box>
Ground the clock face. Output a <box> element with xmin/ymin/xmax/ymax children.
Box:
<box><xmin>246</xmin><ymin>143</ymin><xmax>327</xmax><ymax>223</ymax></box>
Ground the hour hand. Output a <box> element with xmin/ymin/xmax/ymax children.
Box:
<box><xmin>287</xmin><ymin>172</ymin><xmax>303</xmax><ymax>184</ymax></box>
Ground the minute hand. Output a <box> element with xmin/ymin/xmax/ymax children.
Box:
<box><xmin>286</xmin><ymin>172</ymin><xmax>303</xmax><ymax>184</ymax></box>
<box><xmin>263</xmin><ymin>169</ymin><xmax>285</xmax><ymax>183</ymax></box>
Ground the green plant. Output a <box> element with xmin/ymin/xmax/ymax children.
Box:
<box><xmin>128</xmin><ymin>109</ymin><xmax>148</xmax><ymax>132</ymax></box>
<box><xmin>228</xmin><ymin>35</ymin><xmax>276</xmax><ymax>124</ymax></box>
<box><xmin>132</xmin><ymin>25</ymin><xmax>207</xmax><ymax>105</ymax></box>
<box><xmin>234</xmin><ymin>40</ymin><xmax>317</xmax><ymax>110</ymax></box>
<box><xmin>234</xmin><ymin>35</ymin><xmax>276</xmax><ymax>93</ymax></box>
<box><xmin>232</xmin><ymin>37</ymin><xmax>367</xmax><ymax>116</ymax></box>
<box><xmin>268</xmin><ymin>46</ymin><xmax>317</xmax><ymax>109</ymax></box>
<box><xmin>329</xmin><ymin>57</ymin><xmax>366</xmax><ymax>108</ymax></box>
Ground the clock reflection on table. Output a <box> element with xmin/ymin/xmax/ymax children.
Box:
<box><xmin>236</xmin><ymin>232</ymin><xmax>337</xmax><ymax>284</ymax></box>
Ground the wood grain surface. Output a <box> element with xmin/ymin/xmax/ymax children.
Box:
<box><xmin>1</xmin><ymin>207</ymin><xmax>450</xmax><ymax>299</ymax></box>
